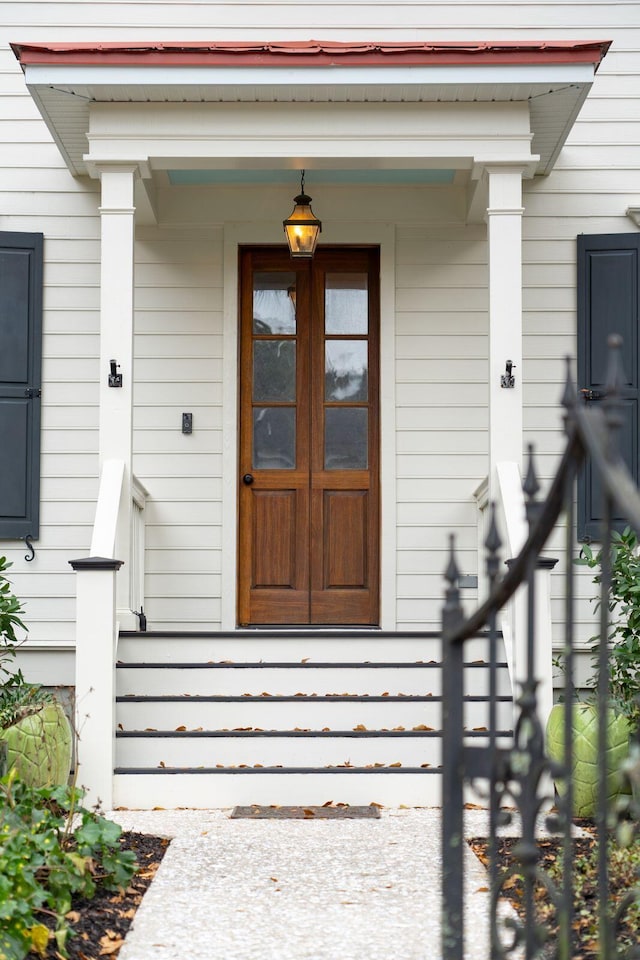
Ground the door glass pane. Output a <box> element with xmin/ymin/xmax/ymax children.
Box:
<box><xmin>253</xmin><ymin>272</ymin><xmax>296</xmax><ymax>334</ymax></box>
<box><xmin>325</xmin><ymin>340</ymin><xmax>368</xmax><ymax>401</ymax></box>
<box><xmin>253</xmin><ymin>340</ymin><xmax>296</xmax><ymax>402</ymax></box>
<box><xmin>324</xmin><ymin>408</ymin><xmax>368</xmax><ymax>470</ymax></box>
<box><xmin>325</xmin><ymin>273</ymin><xmax>368</xmax><ymax>334</ymax></box>
<box><xmin>253</xmin><ymin>407</ymin><xmax>296</xmax><ymax>469</ymax></box>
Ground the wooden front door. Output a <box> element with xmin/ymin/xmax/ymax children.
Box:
<box><xmin>238</xmin><ymin>246</ymin><xmax>380</xmax><ymax>625</ymax></box>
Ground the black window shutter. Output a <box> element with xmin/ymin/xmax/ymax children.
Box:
<box><xmin>577</xmin><ymin>232</ymin><xmax>640</xmax><ymax>540</ymax></box>
<box><xmin>0</xmin><ymin>231</ymin><xmax>43</xmax><ymax>540</ymax></box>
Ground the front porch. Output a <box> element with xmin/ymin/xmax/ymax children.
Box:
<box><xmin>11</xmin><ymin>39</ymin><xmax>608</xmax><ymax>806</ymax></box>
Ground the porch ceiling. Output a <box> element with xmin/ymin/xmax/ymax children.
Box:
<box><xmin>12</xmin><ymin>39</ymin><xmax>610</xmax><ymax>178</ymax></box>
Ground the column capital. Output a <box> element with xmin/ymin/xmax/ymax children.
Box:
<box><xmin>471</xmin><ymin>157</ymin><xmax>539</xmax><ymax>182</ymax></box>
<box><xmin>83</xmin><ymin>157</ymin><xmax>151</xmax><ymax>180</ymax></box>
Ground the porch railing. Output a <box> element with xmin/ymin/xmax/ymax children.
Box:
<box><xmin>442</xmin><ymin>336</ymin><xmax>640</xmax><ymax>960</ymax></box>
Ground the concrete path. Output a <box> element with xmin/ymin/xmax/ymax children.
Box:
<box><xmin>107</xmin><ymin>807</ymin><xmax>508</xmax><ymax>960</ymax></box>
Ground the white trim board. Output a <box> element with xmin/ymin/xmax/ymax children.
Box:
<box><xmin>221</xmin><ymin>221</ymin><xmax>397</xmax><ymax>631</ymax></box>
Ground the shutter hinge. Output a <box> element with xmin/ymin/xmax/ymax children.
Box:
<box><xmin>580</xmin><ymin>388</ymin><xmax>605</xmax><ymax>402</ymax></box>
<box><xmin>24</xmin><ymin>388</ymin><xmax>41</xmax><ymax>399</ymax></box>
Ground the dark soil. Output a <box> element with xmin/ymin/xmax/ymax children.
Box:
<box><xmin>40</xmin><ymin>832</ymin><xmax>169</xmax><ymax>959</ymax></box>
<box><xmin>469</xmin><ymin>821</ymin><xmax>640</xmax><ymax>959</ymax></box>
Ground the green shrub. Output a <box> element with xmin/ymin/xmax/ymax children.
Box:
<box><xmin>577</xmin><ymin>526</ymin><xmax>640</xmax><ymax>731</ymax></box>
<box><xmin>0</xmin><ymin>770</ymin><xmax>137</xmax><ymax>959</ymax></box>
<box><xmin>0</xmin><ymin>556</ymin><xmax>52</xmax><ymax>732</ymax></box>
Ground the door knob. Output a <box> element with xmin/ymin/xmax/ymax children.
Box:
<box><xmin>242</xmin><ymin>474</ymin><xmax>254</xmax><ymax>485</ymax></box>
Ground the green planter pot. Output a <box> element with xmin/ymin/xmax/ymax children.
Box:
<box><xmin>546</xmin><ymin>702</ymin><xmax>632</xmax><ymax>818</ymax></box>
<box><xmin>0</xmin><ymin>701</ymin><xmax>72</xmax><ymax>787</ymax></box>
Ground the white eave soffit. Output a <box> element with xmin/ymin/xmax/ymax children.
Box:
<box><xmin>23</xmin><ymin>61</ymin><xmax>598</xmax><ymax>178</ymax></box>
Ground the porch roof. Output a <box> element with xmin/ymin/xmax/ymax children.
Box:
<box><xmin>12</xmin><ymin>39</ymin><xmax>610</xmax><ymax>177</ymax></box>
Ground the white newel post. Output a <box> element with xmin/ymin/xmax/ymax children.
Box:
<box><xmin>69</xmin><ymin>557</ymin><xmax>123</xmax><ymax>809</ymax></box>
<box><xmin>96</xmin><ymin>162</ymin><xmax>137</xmax><ymax>627</ymax></box>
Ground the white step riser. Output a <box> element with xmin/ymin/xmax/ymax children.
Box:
<box><xmin>115</xmin><ymin>733</ymin><xmax>512</xmax><ymax>768</ymax></box>
<box><xmin>117</xmin><ymin>635</ymin><xmax>497</xmax><ymax>664</ymax></box>
<box><xmin>115</xmin><ymin>666</ymin><xmax>511</xmax><ymax>698</ymax></box>
<box><xmin>116</xmin><ymin>699</ymin><xmax>513</xmax><ymax>731</ymax></box>
<box><xmin>113</xmin><ymin>772</ymin><xmax>444</xmax><ymax>808</ymax></box>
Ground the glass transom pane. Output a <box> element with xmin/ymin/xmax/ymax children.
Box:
<box><xmin>325</xmin><ymin>340</ymin><xmax>368</xmax><ymax>401</ymax></box>
<box><xmin>253</xmin><ymin>340</ymin><xmax>296</xmax><ymax>402</ymax></box>
<box><xmin>253</xmin><ymin>407</ymin><xmax>296</xmax><ymax>470</ymax></box>
<box><xmin>253</xmin><ymin>272</ymin><xmax>296</xmax><ymax>334</ymax></box>
<box><xmin>325</xmin><ymin>273</ymin><xmax>368</xmax><ymax>334</ymax></box>
<box><xmin>325</xmin><ymin>408</ymin><xmax>368</xmax><ymax>470</ymax></box>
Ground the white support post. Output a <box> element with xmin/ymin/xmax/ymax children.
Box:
<box><xmin>95</xmin><ymin>163</ymin><xmax>138</xmax><ymax>627</ymax></box>
<box><xmin>69</xmin><ymin>557</ymin><xmax>123</xmax><ymax>810</ymax></box>
<box><xmin>481</xmin><ymin>163</ymin><xmax>527</xmax><ymax>493</ymax></box>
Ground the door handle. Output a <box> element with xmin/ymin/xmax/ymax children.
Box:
<box><xmin>242</xmin><ymin>474</ymin><xmax>254</xmax><ymax>485</ymax></box>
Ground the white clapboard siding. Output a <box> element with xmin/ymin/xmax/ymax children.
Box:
<box><xmin>0</xmin><ymin>1</ymin><xmax>635</xmax><ymax>657</ymax></box>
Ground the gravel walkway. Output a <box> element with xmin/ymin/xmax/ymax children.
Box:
<box><xmin>107</xmin><ymin>807</ymin><xmax>511</xmax><ymax>960</ymax></box>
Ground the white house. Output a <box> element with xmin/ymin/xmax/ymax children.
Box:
<box><xmin>1</xmin><ymin>1</ymin><xmax>638</xmax><ymax>810</ymax></box>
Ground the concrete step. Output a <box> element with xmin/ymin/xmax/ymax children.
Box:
<box><xmin>115</xmin><ymin>729</ymin><xmax>513</xmax><ymax>768</ymax></box>
<box><xmin>116</xmin><ymin>631</ymin><xmax>495</xmax><ymax>665</ymax></box>
<box><xmin>114</xmin><ymin>662</ymin><xmax>511</xmax><ymax>698</ymax></box>
<box><xmin>112</xmin><ymin>770</ymin><xmax>444</xmax><ymax>808</ymax></box>
<box><xmin>115</xmin><ymin>694</ymin><xmax>513</xmax><ymax>732</ymax></box>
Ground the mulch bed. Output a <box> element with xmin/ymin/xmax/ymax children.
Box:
<box><xmin>40</xmin><ymin>832</ymin><xmax>170</xmax><ymax>959</ymax></box>
<box><xmin>469</xmin><ymin>821</ymin><xmax>640</xmax><ymax>959</ymax></box>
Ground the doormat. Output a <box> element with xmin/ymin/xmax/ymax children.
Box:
<box><xmin>230</xmin><ymin>804</ymin><xmax>381</xmax><ymax>819</ymax></box>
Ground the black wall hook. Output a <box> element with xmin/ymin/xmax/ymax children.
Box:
<box><xmin>24</xmin><ymin>535</ymin><xmax>35</xmax><ymax>562</ymax></box>
<box><xmin>501</xmin><ymin>359</ymin><xmax>516</xmax><ymax>389</ymax></box>
<box><xmin>108</xmin><ymin>360</ymin><xmax>123</xmax><ymax>388</ymax></box>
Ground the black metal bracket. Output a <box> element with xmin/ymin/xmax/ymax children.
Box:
<box><xmin>108</xmin><ymin>360</ymin><xmax>123</xmax><ymax>388</ymax></box>
<box><xmin>134</xmin><ymin>607</ymin><xmax>147</xmax><ymax>632</ymax></box>
<box><xmin>500</xmin><ymin>359</ymin><xmax>516</xmax><ymax>389</ymax></box>
<box><xmin>24</xmin><ymin>535</ymin><xmax>35</xmax><ymax>562</ymax></box>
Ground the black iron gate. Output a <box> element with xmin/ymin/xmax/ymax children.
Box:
<box><xmin>442</xmin><ymin>337</ymin><xmax>640</xmax><ymax>960</ymax></box>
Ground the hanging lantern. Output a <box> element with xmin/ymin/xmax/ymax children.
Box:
<box><xmin>283</xmin><ymin>170</ymin><xmax>322</xmax><ymax>259</ymax></box>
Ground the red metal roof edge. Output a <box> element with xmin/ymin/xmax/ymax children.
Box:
<box><xmin>11</xmin><ymin>39</ymin><xmax>611</xmax><ymax>71</ymax></box>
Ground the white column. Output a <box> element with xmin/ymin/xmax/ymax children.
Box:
<box><xmin>95</xmin><ymin>163</ymin><xmax>137</xmax><ymax>627</ymax></box>
<box><xmin>482</xmin><ymin>164</ymin><xmax>527</xmax><ymax>489</ymax></box>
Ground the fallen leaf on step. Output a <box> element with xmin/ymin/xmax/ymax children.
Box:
<box><xmin>420</xmin><ymin>763</ymin><xmax>431</xmax><ymax>768</ymax></box>
<box><xmin>381</xmin><ymin>692</ymin><xmax>389</xmax><ymax>697</ymax></box>
<box><xmin>158</xmin><ymin>761</ymin><xmax>165</xmax><ymax>768</ymax></box>
<box><xmin>353</xmin><ymin>724</ymin><xmax>367</xmax><ymax>731</ymax></box>
<box><xmin>254</xmin><ymin>764</ymin><xmax>263</xmax><ymax>768</ymax></box>
<box><xmin>117</xmin><ymin>724</ymin><xmax>124</xmax><ymax>731</ymax></box>
<box><xmin>145</xmin><ymin>728</ymin><xmax>157</xmax><ymax>732</ymax></box>
<box><xmin>303</xmin><ymin>809</ymin><xmax>316</xmax><ymax>817</ymax></box>
<box><xmin>413</xmin><ymin>724</ymin><xmax>433</xmax><ymax>731</ymax></box>
<box><xmin>192</xmin><ymin>727</ymin><xmax>203</xmax><ymax>732</ymax></box>
<box><xmin>322</xmin><ymin>800</ymin><xmax>334</xmax><ymax>806</ymax></box>
<box><xmin>175</xmin><ymin>725</ymin><xmax>187</xmax><ymax>732</ymax></box>
<box><xmin>392</xmin><ymin>726</ymin><xmax>406</xmax><ymax>732</ymax></box>
<box><xmin>302</xmin><ymin>658</ymin><xmax>310</xmax><ymax>663</ymax></box>
<box><xmin>473</xmin><ymin>726</ymin><xmax>488</xmax><ymax>731</ymax></box>
<box><xmin>322</xmin><ymin>727</ymin><xmax>331</xmax><ymax>732</ymax></box>
<box><xmin>389</xmin><ymin>762</ymin><xmax>402</xmax><ymax>768</ymax></box>
<box><xmin>261</xmin><ymin>692</ymin><xmax>272</xmax><ymax>697</ymax></box>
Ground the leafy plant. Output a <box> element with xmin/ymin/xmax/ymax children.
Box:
<box><xmin>577</xmin><ymin>526</ymin><xmax>640</xmax><ymax>731</ymax></box>
<box><xmin>0</xmin><ymin>770</ymin><xmax>137</xmax><ymax>959</ymax></box>
<box><xmin>0</xmin><ymin>556</ymin><xmax>52</xmax><ymax>732</ymax></box>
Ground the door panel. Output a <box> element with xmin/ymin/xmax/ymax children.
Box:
<box><xmin>238</xmin><ymin>246</ymin><xmax>379</xmax><ymax>625</ymax></box>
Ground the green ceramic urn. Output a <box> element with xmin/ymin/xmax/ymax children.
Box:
<box><xmin>0</xmin><ymin>701</ymin><xmax>72</xmax><ymax>787</ymax></box>
<box><xmin>546</xmin><ymin>702</ymin><xmax>631</xmax><ymax>818</ymax></box>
